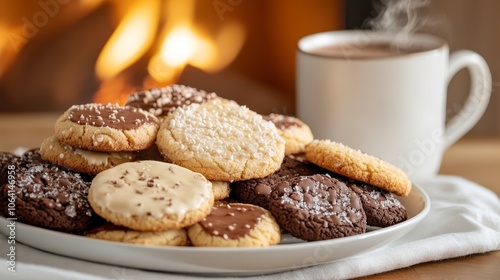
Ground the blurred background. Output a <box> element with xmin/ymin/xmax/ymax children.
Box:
<box><xmin>0</xmin><ymin>0</ymin><xmax>498</xmax><ymax>135</ymax></box>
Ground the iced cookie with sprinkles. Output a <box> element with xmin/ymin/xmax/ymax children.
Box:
<box><xmin>263</xmin><ymin>113</ymin><xmax>314</xmax><ymax>155</ymax></box>
<box><xmin>305</xmin><ymin>140</ymin><xmax>412</xmax><ymax>196</ymax></box>
<box><xmin>88</xmin><ymin>161</ymin><xmax>214</xmax><ymax>231</ymax></box>
<box><xmin>85</xmin><ymin>221</ymin><xmax>188</xmax><ymax>246</ymax></box>
<box><xmin>0</xmin><ymin>154</ymin><xmax>96</xmax><ymax>233</ymax></box>
<box><xmin>156</xmin><ymin>99</ymin><xmax>286</xmax><ymax>181</ymax></box>
<box><xmin>268</xmin><ymin>174</ymin><xmax>366</xmax><ymax>241</ymax></box>
<box><xmin>187</xmin><ymin>203</ymin><xmax>281</xmax><ymax>247</ymax></box>
<box><xmin>125</xmin><ymin>84</ymin><xmax>218</xmax><ymax>118</ymax></box>
<box><xmin>40</xmin><ymin>136</ymin><xmax>137</xmax><ymax>175</ymax></box>
<box><xmin>55</xmin><ymin>103</ymin><xmax>159</xmax><ymax>152</ymax></box>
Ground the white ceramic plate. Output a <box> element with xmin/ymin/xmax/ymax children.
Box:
<box><xmin>0</xmin><ymin>183</ymin><xmax>430</xmax><ymax>276</ymax></box>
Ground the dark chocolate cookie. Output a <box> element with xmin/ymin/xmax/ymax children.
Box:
<box><xmin>231</xmin><ymin>155</ymin><xmax>327</xmax><ymax>209</ymax></box>
<box><xmin>0</xmin><ymin>152</ymin><xmax>19</xmax><ymax>186</ymax></box>
<box><xmin>0</xmin><ymin>152</ymin><xmax>17</xmax><ymax>169</ymax></box>
<box><xmin>125</xmin><ymin>84</ymin><xmax>218</xmax><ymax>117</ymax></box>
<box><xmin>347</xmin><ymin>182</ymin><xmax>407</xmax><ymax>227</ymax></box>
<box><xmin>268</xmin><ymin>174</ymin><xmax>366</xmax><ymax>241</ymax></box>
<box><xmin>0</xmin><ymin>151</ymin><xmax>96</xmax><ymax>233</ymax></box>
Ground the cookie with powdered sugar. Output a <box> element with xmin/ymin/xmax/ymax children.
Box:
<box><xmin>0</xmin><ymin>150</ymin><xmax>96</xmax><ymax>233</ymax></box>
<box><xmin>268</xmin><ymin>174</ymin><xmax>366</xmax><ymax>241</ymax></box>
<box><xmin>125</xmin><ymin>84</ymin><xmax>218</xmax><ymax>117</ymax></box>
<box><xmin>345</xmin><ymin>181</ymin><xmax>407</xmax><ymax>227</ymax></box>
<box><xmin>156</xmin><ymin>99</ymin><xmax>286</xmax><ymax>181</ymax></box>
<box><xmin>231</xmin><ymin>155</ymin><xmax>327</xmax><ymax>209</ymax></box>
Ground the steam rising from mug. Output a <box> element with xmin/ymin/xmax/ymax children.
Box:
<box><xmin>368</xmin><ymin>0</ymin><xmax>432</xmax><ymax>48</ymax></box>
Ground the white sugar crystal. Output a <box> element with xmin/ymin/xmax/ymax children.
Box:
<box><xmin>65</xmin><ymin>205</ymin><xmax>76</xmax><ymax>218</ymax></box>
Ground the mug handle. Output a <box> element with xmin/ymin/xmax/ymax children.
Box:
<box><xmin>444</xmin><ymin>50</ymin><xmax>491</xmax><ymax>149</ymax></box>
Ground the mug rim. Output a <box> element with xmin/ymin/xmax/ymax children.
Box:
<box><xmin>297</xmin><ymin>30</ymin><xmax>448</xmax><ymax>60</ymax></box>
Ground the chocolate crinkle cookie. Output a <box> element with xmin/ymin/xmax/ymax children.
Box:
<box><xmin>0</xmin><ymin>149</ymin><xmax>96</xmax><ymax>233</ymax></box>
<box><xmin>0</xmin><ymin>152</ymin><xmax>19</xmax><ymax>186</ymax></box>
<box><xmin>230</xmin><ymin>155</ymin><xmax>328</xmax><ymax>209</ymax></box>
<box><xmin>269</xmin><ymin>174</ymin><xmax>366</xmax><ymax>241</ymax></box>
<box><xmin>347</xmin><ymin>182</ymin><xmax>407</xmax><ymax>227</ymax></box>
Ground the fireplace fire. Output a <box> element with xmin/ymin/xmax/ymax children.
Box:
<box><xmin>93</xmin><ymin>0</ymin><xmax>245</xmax><ymax>105</ymax></box>
<box><xmin>0</xmin><ymin>0</ymin><xmax>342</xmax><ymax>114</ymax></box>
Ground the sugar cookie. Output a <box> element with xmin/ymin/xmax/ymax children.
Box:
<box><xmin>305</xmin><ymin>140</ymin><xmax>412</xmax><ymax>196</ymax></box>
<box><xmin>156</xmin><ymin>99</ymin><xmax>285</xmax><ymax>181</ymax></box>
<box><xmin>85</xmin><ymin>222</ymin><xmax>188</xmax><ymax>246</ymax></box>
<box><xmin>40</xmin><ymin>136</ymin><xmax>136</xmax><ymax>175</ymax></box>
<box><xmin>210</xmin><ymin>180</ymin><xmax>231</xmax><ymax>201</ymax></box>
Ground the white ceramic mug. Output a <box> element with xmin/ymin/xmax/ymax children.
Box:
<box><xmin>296</xmin><ymin>30</ymin><xmax>491</xmax><ymax>180</ymax></box>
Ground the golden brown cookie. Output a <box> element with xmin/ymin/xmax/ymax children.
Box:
<box><xmin>85</xmin><ymin>222</ymin><xmax>188</xmax><ymax>246</ymax></box>
<box><xmin>210</xmin><ymin>180</ymin><xmax>231</xmax><ymax>200</ymax></box>
<box><xmin>305</xmin><ymin>140</ymin><xmax>411</xmax><ymax>196</ymax></box>
<box><xmin>40</xmin><ymin>136</ymin><xmax>137</xmax><ymax>175</ymax></box>
<box><xmin>263</xmin><ymin>114</ymin><xmax>314</xmax><ymax>155</ymax></box>
<box><xmin>88</xmin><ymin>161</ymin><xmax>214</xmax><ymax>231</ymax></box>
<box><xmin>55</xmin><ymin>103</ymin><xmax>160</xmax><ymax>152</ymax></box>
<box><xmin>187</xmin><ymin>203</ymin><xmax>281</xmax><ymax>247</ymax></box>
<box><xmin>156</xmin><ymin>99</ymin><xmax>285</xmax><ymax>181</ymax></box>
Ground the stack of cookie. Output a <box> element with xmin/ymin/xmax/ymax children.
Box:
<box><xmin>0</xmin><ymin>83</ymin><xmax>412</xmax><ymax>247</ymax></box>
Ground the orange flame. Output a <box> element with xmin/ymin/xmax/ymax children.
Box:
<box><xmin>0</xmin><ymin>24</ymin><xmax>21</xmax><ymax>77</ymax></box>
<box><xmin>93</xmin><ymin>0</ymin><xmax>245</xmax><ymax>103</ymax></box>
<box><xmin>95</xmin><ymin>0</ymin><xmax>159</xmax><ymax>80</ymax></box>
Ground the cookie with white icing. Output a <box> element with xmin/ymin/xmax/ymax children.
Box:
<box><xmin>55</xmin><ymin>103</ymin><xmax>160</xmax><ymax>152</ymax></box>
<box><xmin>88</xmin><ymin>161</ymin><xmax>214</xmax><ymax>231</ymax></box>
<box><xmin>40</xmin><ymin>136</ymin><xmax>137</xmax><ymax>175</ymax></box>
<box><xmin>156</xmin><ymin>99</ymin><xmax>285</xmax><ymax>181</ymax></box>
<box><xmin>187</xmin><ymin>203</ymin><xmax>281</xmax><ymax>247</ymax></box>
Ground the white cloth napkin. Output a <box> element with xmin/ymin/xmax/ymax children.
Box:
<box><xmin>1</xmin><ymin>175</ymin><xmax>499</xmax><ymax>280</ymax></box>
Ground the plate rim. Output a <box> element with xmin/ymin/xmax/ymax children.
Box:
<box><xmin>0</xmin><ymin>183</ymin><xmax>430</xmax><ymax>275</ymax></box>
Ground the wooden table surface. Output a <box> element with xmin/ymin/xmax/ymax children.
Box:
<box><xmin>0</xmin><ymin>113</ymin><xmax>499</xmax><ymax>279</ymax></box>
